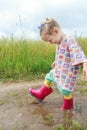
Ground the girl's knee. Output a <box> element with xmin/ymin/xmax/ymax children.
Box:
<box><xmin>58</xmin><ymin>86</ymin><xmax>72</xmax><ymax>96</ymax></box>
<box><xmin>45</xmin><ymin>69</ymin><xmax>55</xmax><ymax>82</ymax></box>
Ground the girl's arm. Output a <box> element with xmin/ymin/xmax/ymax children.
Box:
<box><xmin>83</xmin><ymin>62</ymin><xmax>87</xmax><ymax>79</ymax></box>
<box><xmin>51</xmin><ymin>61</ymin><xmax>55</xmax><ymax>68</ymax></box>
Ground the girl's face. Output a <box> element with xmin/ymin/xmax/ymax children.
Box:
<box><xmin>41</xmin><ymin>27</ymin><xmax>61</xmax><ymax>44</ymax></box>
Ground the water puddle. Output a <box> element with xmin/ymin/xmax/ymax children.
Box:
<box><xmin>30</xmin><ymin>97</ymin><xmax>87</xmax><ymax>129</ymax></box>
<box><xmin>32</xmin><ymin>104</ymin><xmax>54</xmax><ymax>126</ymax></box>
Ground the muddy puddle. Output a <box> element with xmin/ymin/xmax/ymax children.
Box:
<box><xmin>0</xmin><ymin>81</ymin><xmax>87</xmax><ymax>130</ymax></box>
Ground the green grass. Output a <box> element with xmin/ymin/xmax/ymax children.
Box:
<box><xmin>12</xmin><ymin>124</ymin><xmax>19</xmax><ymax>130</ymax></box>
<box><xmin>44</xmin><ymin>114</ymin><xmax>53</xmax><ymax>125</ymax></box>
<box><xmin>0</xmin><ymin>37</ymin><xmax>55</xmax><ymax>81</ymax></box>
<box><xmin>54</xmin><ymin>120</ymin><xmax>85</xmax><ymax>130</ymax></box>
<box><xmin>78</xmin><ymin>37</ymin><xmax>87</xmax><ymax>55</ymax></box>
<box><xmin>0</xmin><ymin>100</ymin><xmax>4</xmax><ymax>106</ymax></box>
<box><xmin>0</xmin><ymin>37</ymin><xmax>87</xmax><ymax>81</ymax></box>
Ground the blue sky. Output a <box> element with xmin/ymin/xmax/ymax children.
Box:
<box><xmin>0</xmin><ymin>0</ymin><xmax>87</xmax><ymax>39</ymax></box>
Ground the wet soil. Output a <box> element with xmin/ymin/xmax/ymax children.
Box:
<box><xmin>0</xmin><ymin>80</ymin><xmax>87</xmax><ymax>130</ymax></box>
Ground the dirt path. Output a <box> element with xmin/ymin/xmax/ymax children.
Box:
<box><xmin>0</xmin><ymin>80</ymin><xmax>87</xmax><ymax>130</ymax></box>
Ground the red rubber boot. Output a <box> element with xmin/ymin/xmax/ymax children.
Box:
<box><xmin>61</xmin><ymin>97</ymin><xmax>73</xmax><ymax>110</ymax></box>
<box><xmin>28</xmin><ymin>84</ymin><xmax>53</xmax><ymax>102</ymax></box>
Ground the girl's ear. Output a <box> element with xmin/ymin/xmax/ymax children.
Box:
<box><xmin>53</xmin><ymin>27</ymin><xmax>59</xmax><ymax>35</ymax></box>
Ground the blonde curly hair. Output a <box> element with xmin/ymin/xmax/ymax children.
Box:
<box><xmin>39</xmin><ymin>18</ymin><xmax>60</xmax><ymax>35</ymax></box>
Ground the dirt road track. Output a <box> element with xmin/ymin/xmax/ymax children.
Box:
<box><xmin>0</xmin><ymin>80</ymin><xmax>87</xmax><ymax>130</ymax></box>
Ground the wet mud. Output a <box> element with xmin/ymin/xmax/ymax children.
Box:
<box><xmin>0</xmin><ymin>81</ymin><xmax>87</xmax><ymax>130</ymax></box>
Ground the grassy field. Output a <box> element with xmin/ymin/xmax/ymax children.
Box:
<box><xmin>0</xmin><ymin>37</ymin><xmax>87</xmax><ymax>81</ymax></box>
<box><xmin>78</xmin><ymin>37</ymin><xmax>87</xmax><ymax>55</ymax></box>
<box><xmin>0</xmin><ymin>37</ymin><xmax>55</xmax><ymax>81</ymax></box>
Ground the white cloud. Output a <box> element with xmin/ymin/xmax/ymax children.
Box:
<box><xmin>0</xmin><ymin>0</ymin><xmax>87</xmax><ymax>38</ymax></box>
<box><xmin>45</xmin><ymin>0</ymin><xmax>73</xmax><ymax>7</ymax></box>
<box><xmin>0</xmin><ymin>32</ymin><xmax>7</xmax><ymax>38</ymax></box>
<box><xmin>13</xmin><ymin>29</ymin><xmax>39</xmax><ymax>39</ymax></box>
<box><xmin>20</xmin><ymin>1</ymin><xmax>41</xmax><ymax>14</ymax></box>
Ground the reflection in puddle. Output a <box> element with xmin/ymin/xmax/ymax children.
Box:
<box><xmin>30</xmin><ymin>99</ymin><xmax>87</xmax><ymax>129</ymax></box>
<box><xmin>74</xmin><ymin>102</ymin><xmax>82</xmax><ymax>114</ymax></box>
<box><xmin>32</xmin><ymin>104</ymin><xmax>54</xmax><ymax>126</ymax></box>
<box><xmin>63</xmin><ymin>110</ymin><xmax>73</xmax><ymax>130</ymax></box>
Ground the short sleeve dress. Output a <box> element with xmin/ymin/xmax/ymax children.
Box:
<box><xmin>54</xmin><ymin>36</ymin><xmax>87</xmax><ymax>92</ymax></box>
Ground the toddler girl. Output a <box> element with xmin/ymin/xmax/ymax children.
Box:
<box><xmin>29</xmin><ymin>18</ymin><xmax>87</xmax><ymax>110</ymax></box>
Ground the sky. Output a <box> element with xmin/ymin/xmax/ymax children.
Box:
<box><xmin>0</xmin><ymin>0</ymin><xmax>87</xmax><ymax>39</ymax></box>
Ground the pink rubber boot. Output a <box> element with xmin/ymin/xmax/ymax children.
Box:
<box><xmin>28</xmin><ymin>84</ymin><xmax>53</xmax><ymax>102</ymax></box>
<box><xmin>61</xmin><ymin>97</ymin><xmax>73</xmax><ymax>110</ymax></box>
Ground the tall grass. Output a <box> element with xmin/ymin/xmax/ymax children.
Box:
<box><xmin>0</xmin><ymin>37</ymin><xmax>55</xmax><ymax>81</ymax></box>
<box><xmin>78</xmin><ymin>37</ymin><xmax>87</xmax><ymax>55</ymax></box>
<box><xmin>0</xmin><ymin>37</ymin><xmax>87</xmax><ymax>81</ymax></box>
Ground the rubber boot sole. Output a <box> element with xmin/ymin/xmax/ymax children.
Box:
<box><xmin>28</xmin><ymin>89</ymin><xmax>43</xmax><ymax>104</ymax></box>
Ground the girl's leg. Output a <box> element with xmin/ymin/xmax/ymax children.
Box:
<box><xmin>61</xmin><ymin>94</ymin><xmax>73</xmax><ymax>110</ymax></box>
<box><xmin>28</xmin><ymin>69</ymin><xmax>55</xmax><ymax>102</ymax></box>
<box><xmin>57</xmin><ymin>86</ymin><xmax>73</xmax><ymax>110</ymax></box>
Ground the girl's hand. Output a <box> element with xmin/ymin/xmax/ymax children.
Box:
<box><xmin>51</xmin><ymin>61</ymin><xmax>55</xmax><ymax>68</ymax></box>
<box><xmin>83</xmin><ymin>62</ymin><xmax>87</xmax><ymax>80</ymax></box>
